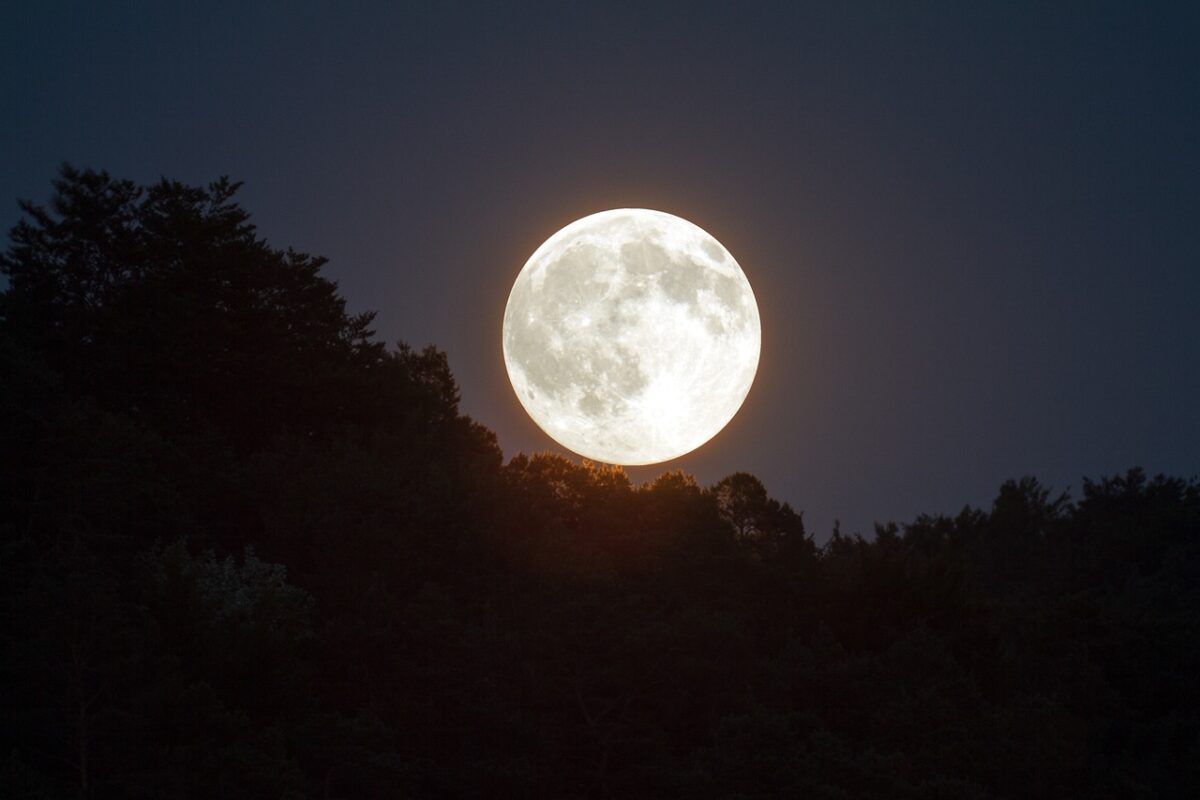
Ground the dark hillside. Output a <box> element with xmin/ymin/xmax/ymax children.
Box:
<box><xmin>3</xmin><ymin>168</ymin><xmax>1197</xmax><ymax>798</ymax></box>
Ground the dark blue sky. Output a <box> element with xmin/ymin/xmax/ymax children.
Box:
<box><xmin>3</xmin><ymin>1</ymin><xmax>1198</xmax><ymax>537</ymax></box>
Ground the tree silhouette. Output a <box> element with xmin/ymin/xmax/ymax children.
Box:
<box><xmin>1</xmin><ymin>165</ymin><xmax>383</xmax><ymax>452</ymax></box>
<box><xmin>2</xmin><ymin>167</ymin><xmax>1197</xmax><ymax>798</ymax></box>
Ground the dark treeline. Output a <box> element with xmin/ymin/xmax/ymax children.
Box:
<box><xmin>2</xmin><ymin>167</ymin><xmax>1197</xmax><ymax>798</ymax></box>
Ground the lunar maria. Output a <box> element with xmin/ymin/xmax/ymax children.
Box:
<box><xmin>502</xmin><ymin>208</ymin><xmax>761</xmax><ymax>466</ymax></box>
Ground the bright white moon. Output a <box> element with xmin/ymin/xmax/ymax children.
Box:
<box><xmin>503</xmin><ymin>209</ymin><xmax>761</xmax><ymax>465</ymax></box>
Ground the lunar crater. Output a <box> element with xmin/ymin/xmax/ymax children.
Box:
<box><xmin>503</xmin><ymin>209</ymin><xmax>760</xmax><ymax>465</ymax></box>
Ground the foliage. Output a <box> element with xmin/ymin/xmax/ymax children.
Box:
<box><xmin>2</xmin><ymin>167</ymin><xmax>1197</xmax><ymax>798</ymax></box>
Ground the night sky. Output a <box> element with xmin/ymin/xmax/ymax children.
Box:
<box><xmin>3</xmin><ymin>1</ymin><xmax>1197</xmax><ymax>538</ymax></box>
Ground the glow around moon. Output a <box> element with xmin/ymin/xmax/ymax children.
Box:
<box><xmin>502</xmin><ymin>209</ymin><xmax>761</xmax><ymax>466</ymax></box>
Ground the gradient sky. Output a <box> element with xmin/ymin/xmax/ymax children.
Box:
<box><xmin>3</xmin><ymin>1</ymin><xmax>1198</xmax><ymax>538</ymax></box>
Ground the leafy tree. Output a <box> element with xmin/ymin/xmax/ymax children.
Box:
<box><xmin>0</xmin><ymin>165</ymin><xmax>384</xmax><ymax>452</ymax></box>
<box><xmin>4</xmin><ymin>167</ymin><xmax>1198</xmax><ymax>797</ymax></box>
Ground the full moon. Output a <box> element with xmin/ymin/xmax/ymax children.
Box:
<box><xmin>502</xmin><ymin>209</ymin><xmax>761</xmax><ymax>466</ymax></box>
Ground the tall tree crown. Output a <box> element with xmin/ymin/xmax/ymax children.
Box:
<box><xmin>1</xmin><ymin>166</ymin><xmax>389</xmax><ymax>449</ymax></box>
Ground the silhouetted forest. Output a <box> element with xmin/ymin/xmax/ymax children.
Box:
<box><xmin>2</xmin><ymin>167</ymin><xmax>1197</xmax><ymax>798</ymax></box>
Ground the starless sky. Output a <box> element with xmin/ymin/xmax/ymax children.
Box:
<box><xmin>3</xmin><ymin>2</ymin><xmax>1198</xmax><ymax>538</ymax></box>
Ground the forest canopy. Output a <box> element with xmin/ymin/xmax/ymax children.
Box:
<box><xmin>2</xmin><ymin>167</ymin><xmax>1197</xmax><ymax>798</ymax></box>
